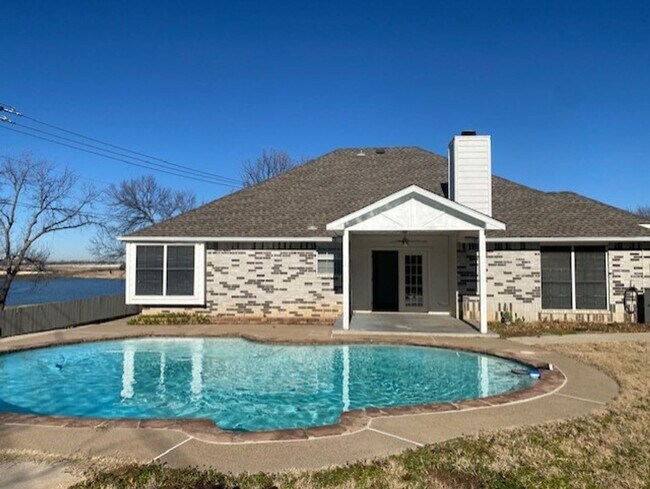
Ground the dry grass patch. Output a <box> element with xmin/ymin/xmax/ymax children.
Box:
<box><xmin>69</xmin><ymin>341</ymin><xmax>649</xmax><ymax>488</ymax></box>
<box><xmin>490</xmin><ymin>320</ymin><xmax>648</xmax><ymax>337</ymax></box>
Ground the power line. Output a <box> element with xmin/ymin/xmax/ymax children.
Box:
<box><xmin>0</xmin><ymin>124</ymin><xmax>240</xmax><ymax>188</ymax></box>
<box><xmin>20</xmin><ymin>114</ymin><xmax>242</xmax><ymax>185</ymax></box>
<box><xmin>0</xmin><ymin>102</ymin><xmax>243</xmax><ymax>186</ymax></box>
<box><xmin>78</xmin><ymin>175</ymin><xmax>113</xmax><ymax>187</ymax></box>
<box><xmin>13</xmin><ymin>121</ymin><xmax>239</xmax><ymax>185</ymax></box>
<box><xmin>0</xmin><ymin>198</ymin><xmax>113</xmax><ymax>220</ymax></box>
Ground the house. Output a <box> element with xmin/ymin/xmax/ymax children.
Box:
<box><xmin>120</xmin><ymin>132</ymin><xmax>650</xmax><ymax>333</ymax></box>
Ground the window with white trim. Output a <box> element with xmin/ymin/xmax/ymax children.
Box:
<box><xmin>541</xmin><ymin>246</ymin><xmax>607</xmax><ymax>310</ymax></box>
<box><xmin>317</xmin><ymin>252</ymin><xmax>335</xmax><ymax>275</ymax></box>
<box><xmin>166</xmin><ymin>246</ymin><xmax>195</xmax><ymax>296</ymax></box>
<box><xmin>135</xmin><ymin>244</ymin><xmax>195</xmax><ymax>297</ymax></box>
<box><xmin>317</xmin><ymin>250</ymin><xmax>342</xmax><ymax>293</ymax></box>
<box><xmin>135</xmin><ymin>246</ymin><xmax>164</xmax><ymax>296</ymax></box>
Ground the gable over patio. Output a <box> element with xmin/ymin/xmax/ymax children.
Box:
<box><xmin>327</xmin><ymin>185</ymin><xmax>505</xmax><ymax>333</ymax></box>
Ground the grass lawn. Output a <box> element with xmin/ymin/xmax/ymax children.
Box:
<box><xmin>66</xmin><ymin>340</ymin><xmax>649</xmax><ymax>489</ymax></box>
<box><xmin>490</xmin><ymin>320</ymin><xmax>648</xmax><ymax>337</ymax></box>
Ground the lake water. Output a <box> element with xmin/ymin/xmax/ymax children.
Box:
<box><xmin>6</xmin><ymin>278</ymin><xmax>125</xmax><ymax>307</ymax></box>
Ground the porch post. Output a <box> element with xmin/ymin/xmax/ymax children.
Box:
<box><xmin>343</xmin><ymin>228</ymin><xmax>350</xmax><ymax>330</ymax></box>
<box><xmin>478</xmin><ymin>229</ymin><xmax>488</xmax><ymax>334</ymax></box>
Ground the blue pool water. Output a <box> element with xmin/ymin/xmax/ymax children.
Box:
<box><xmin>6</xmin><ymin>278</ymin><xmax>125</xmax><ymax>306</ymax></box>
<box><xmin>0</xmin><ymin>338</ymin><xmax>537</xmax><ymax>431</ymax></box>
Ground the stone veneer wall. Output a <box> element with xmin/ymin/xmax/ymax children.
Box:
<box><xmin>205</xmin><ymin>249</ymin><xmax>342</xmax><ymax>321</ymax></box>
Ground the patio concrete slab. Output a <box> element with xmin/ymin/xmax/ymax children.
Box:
<box><xmin>333</xmin><ymin>312</ymin><xmax>485</xmax><ymax>336</ymax></box>
<box><xmin>158</xmin><ymin>430</ymin><xmax>414</xmax><ymax>472</ymax></box>
<box><xmin>0</xmin><ymin>461</ymin><xmax>80</xmax><ymax>489</ymax></box>
<box><xmin>533</xmin><ymin>352</ymin><xmax>619</xmax><ymax>404</ymax></box>
<box><xmin>0</xmin><ymin>320</ymin><xmax>334</xmax><ymax>354</ymax></box>
<box><xmin>369</xmin><ymin>393</ymin><xmax>600</xmax><ymax>446</ymax></box>
<box><xmin>0</xmin><ymin>424</ymin><xmax>187</xmax><ymax>462</ymax></box>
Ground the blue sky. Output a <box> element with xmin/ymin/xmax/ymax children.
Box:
<box><xmin>2</xmin><ymin>1</ymin><xmax>649</xmax><ymax>260</ymax></box>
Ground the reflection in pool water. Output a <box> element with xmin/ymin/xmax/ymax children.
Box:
<box><xmin>0</xmin><ymin>338</ymin><xmax>536</xmax><ymax>431</ymax></box>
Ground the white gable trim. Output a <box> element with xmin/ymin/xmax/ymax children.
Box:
<box><xmin>326</xmin><ymin>185</ymin><xmax>506</xmax><ymax>232</ymax></box>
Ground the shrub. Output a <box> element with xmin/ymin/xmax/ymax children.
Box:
<box><xmin>500</xmin><ymin>310</ymin><xmax>513</xmax><ymax>324</ymax></box>
<box><xmin>127</xmin><ymin>313</ymin><xmax>210</xmax><ymax>325</ymax></box>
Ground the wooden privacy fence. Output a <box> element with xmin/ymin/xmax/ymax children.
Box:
<box><xmin>0</xmin><ymin>294</ymin><xmax>140</xmax><ymax>338</ymax></box>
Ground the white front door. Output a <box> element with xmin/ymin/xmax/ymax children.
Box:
<box><xmin>400</xmin><ymin>250</ymin><xmax>428</xmax><ymax>312</ymax></box>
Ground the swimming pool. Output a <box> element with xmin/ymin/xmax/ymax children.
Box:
<box><xmin>0</xmin><ymin>338</ymin><xmax>537</xmax><ymax>431</ymax></box>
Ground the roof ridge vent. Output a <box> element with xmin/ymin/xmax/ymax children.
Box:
<box><xmin>375</xmin><ymin>148</ymin><xmax>386</xmax><ymax>154</ymax></box>
<box><xmin>356</xmin><ymin>150</ymin><xmax>366</xmax><ymax>157</ymax></box>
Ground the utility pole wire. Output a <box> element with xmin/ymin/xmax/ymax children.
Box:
<box><xmin>0</xmin><ymin>124</ymin><xmax>239</xmax><ymax>188</ymax></box>
<box><xmin>20</xmin><ymin>115</ymin><xmax>242</xmax><ymax>184</ymax></box>
<box><xmin>0</xmin><ymin>198</ymin><xmax>114</xmax><ymax>220</ymax></box>
<box><xmin>12</xmin><ymin>121</ymin><xmax>238</xmax><ymax>185</ymax></box>
<box><xmin>0</xmin><ymin>102</ymin><xmax>242</xmax><ymax>185</ymax></box>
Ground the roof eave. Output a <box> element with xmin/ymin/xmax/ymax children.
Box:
<box><xmin>118</xmin><ymin>236</ymin><xmax>335</xmax><ymax>243</ymax></box>
<box><xmin>486</xmin><ymin>236</ymin><xmax>650</xmax><ymax>243</ymax></box>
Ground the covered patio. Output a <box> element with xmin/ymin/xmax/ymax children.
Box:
<box><xmin>333</xmin><ymin>312</ymin><xmax>486</xmax><ymax>336</ymax></box>
<box><xmin>327</xmin><ymin>185</ymin><xmax>506</xmax><ymax>335</ymax></box>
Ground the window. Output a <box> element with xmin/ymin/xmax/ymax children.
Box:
<box><xmin>317</xmin><ymin>252</ymin><xmax>335</xmax><ymax>275</ymax></box>
<box><xmin>166</xmin><ymin>246</ymin><xmax>195</xmax><ymax>296</ymax></box>
<box><xmin>134</xmin><ymin>245</ymin><xmax>196</xmax><ymax>297</ymax></box>
<box><xmin>541</xmin><ymin>246</ymin><xmax>607</xmax><ymax>310</ymax></box>
<box><xmin>404</xmin><ymin>254</ymin><xmax>424</xmax><ymax>307</ymax></box>
<box><xmin>317</xmin><ymin>250</ymin><xmax>343</xmax><ymax>294</ymax></box>
<box><xmin>574</xmin><ymin>247</ymin><xmax>607</xmax><ymax>309</ymax></box>
<box><xmin>541</xmin><ymin>247</ymin><xmax>572</xmax><ymax>309</ymax></box>
<box><xmin>135</xmin><ymin>246</ymin><xmax>164</xmax><ymax>296</ymax></box>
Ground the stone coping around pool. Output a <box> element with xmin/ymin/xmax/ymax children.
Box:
<box><xmin>0</xmin><ymin>331</ymin><xmax>568</xmax><ymax>443</ymax></box>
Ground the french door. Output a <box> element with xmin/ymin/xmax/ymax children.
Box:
<box><xmin>401</xmin><ymin>251</ymin><xmax>427</xmax><ymax>312</ymax></box>
<box><xmin>371</xmin><ymin>249</ymin><xmax>428</xmax><ymax>312</ymax></box>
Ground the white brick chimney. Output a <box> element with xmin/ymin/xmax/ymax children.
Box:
<box><xmin>448</xmin><ymin>131</ymin><xmax>492</xmax><ymax>216</ymax></box>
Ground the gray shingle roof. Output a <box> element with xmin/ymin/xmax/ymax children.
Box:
<box><xmin>128</xmin><ymin>147</ymin><xmax>650</xmax><ymax>239</ymax></box>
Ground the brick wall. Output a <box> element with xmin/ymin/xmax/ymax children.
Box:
<box><xmin>205</xmin><ymin>249</ymin><xmax>342</xmax><ymax>321</ymax></box>
<box><xmin>143</xmin><ymin>244</ymin><xmax>649</xmax><ymax>325</ymax></box>
<box><xmin>457</xmin><ymin>244</ymin><xmax>478</xmax><ymax>296</ymax></box>
<box><xmin>486</xmin><ymin>249</ymin><xmax>542</xmax><ymax>321</ymax></box>
<box><xmin>459</xmin><ymin>247</ymin><xmax>542</xmax><ymax>322</ymax></box>
<box><xmin>608</xmin><ymin>249</ymin><xmax>650</xmax><ymax>322</ymax></box>
<box><xmin>460</xmin><ymin>246</ymin><xmax>649</xmax><ymax>323</ymax></box>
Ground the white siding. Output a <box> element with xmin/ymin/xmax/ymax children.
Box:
<box><xmin>448</xmin><ymin>135</ymin><xmax>492</xmax><ymax>216</ymax></box>
<box><xmin>349</xmin><ymin>233</ymin><xmax>452</xmax><ymax>313</ymax></box>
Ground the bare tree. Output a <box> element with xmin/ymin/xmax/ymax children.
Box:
<box><xmin>90</xmin><ymin>175</ymin><xmax>196</xmax><ymax>261</ymax></box>
<box><xmin>0</xmin><ymin>153</ymin><xmax>96</xmax><ymax>310</ymax></box>
<box><xmin>635</xmin><ymin>205</ymin><xmax>650</xmax><ymax>219</ymax></box>
<box><xmin>241</xmin><ymin>148</ymin><xmax>304</xmax><ymax>187</ymax></box>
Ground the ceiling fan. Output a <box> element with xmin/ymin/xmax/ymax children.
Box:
<box><xmin>391</xmin><ymin>232</ymin><xmax>427</xmax><ymax>247</ymax></box>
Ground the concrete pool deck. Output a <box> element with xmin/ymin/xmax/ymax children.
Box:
<box><xmin>0</xmin><ymin>320</ymin><xmax>625</xmax><ymax>474</ymax></box>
